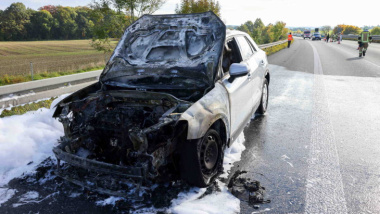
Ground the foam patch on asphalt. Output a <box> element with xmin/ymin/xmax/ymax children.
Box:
<box><xmin>167</xmin><ymin>133</ymin><xmax>245</xmax><ymax>213</ymax></box>
<box><xmin>0</xmin><ymin>95</ymin><xmax>67</xmax><ymax>205</ymax></box>
<box><xmin>0</xmin><ymin>188</ymin><xmax>16</xmax><ymax>206</ymax></box>
<box><xmin>96</xmin><ymin>196</ymin><xmax>125</xmax><ymax>206</ymax></box>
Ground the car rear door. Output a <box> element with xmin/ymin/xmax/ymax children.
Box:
<box><xmin>245</xmin><ymin>36</ymin><xmax>266</xmax><ymax>107</ymax></box>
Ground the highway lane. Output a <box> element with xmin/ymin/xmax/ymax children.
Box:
<box><xmin>236</xmin><ymin>37</ymin><xmax>380</xmax><ymax>213</ymax></box>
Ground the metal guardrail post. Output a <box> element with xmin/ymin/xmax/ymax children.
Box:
<box><xmin>30</xmin><ymin>62</ymin><xmax>34</xmax><ymax>81</ymax></box>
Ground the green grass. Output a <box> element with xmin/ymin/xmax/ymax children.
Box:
<box><xmin>263</xmin><ymin>40</ymin><xmax>293</xmax><ymax>56</ymax></box>
<box><xmin>0</xmin><ymin>98</ymin><xmax>55</xmax><ymax>118</ymax></box>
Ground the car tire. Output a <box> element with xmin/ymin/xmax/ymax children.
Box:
<box><xmin>256</xmin><ymin>79</ymin><xmax>269</xmax><ymax>114</ymax></box>
<box><xmin>179</xmin><ymin>129</ymin><xmax>223</xmax><ymax>187</ymax></box>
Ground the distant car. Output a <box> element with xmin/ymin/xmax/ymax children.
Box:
<box><xmin>312</xmin><ymin>33</ymin><xmax>321</xmax><ymax>40</ymax></box>
<box><xmin>303</xmin><ymin>30</ymin><xmax>311</xmax><ymax>39</ymax></box>
<box><xmin>52</xmin><ymin>11</ymin><xmax>270</xmax><ymax>194</ymax></box>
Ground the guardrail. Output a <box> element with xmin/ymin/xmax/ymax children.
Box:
<box><xmin>0</xmin><ymin>39</ymin><xmax>290</xmax><ymax>109</ymax></box>
<box><xmin>0</xmin><ymin>70</ymin><xmax>102</xmax><ymax>108</ymax></box>
<box><xmin>258</xmin><ymin>40</ymin><xmax>288</xmax><ymax>49</ymax></box>
<box><xmin>342</xmin><ymin>35</ymin><xmax>380</xmax><ymax>40</ymax></box>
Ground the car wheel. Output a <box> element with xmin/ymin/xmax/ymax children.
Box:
<box><xmin>179</xmin><ymin>129</ymin><xmax>223</xmax><ymax>187</ymax></box>
<box><xmin>256</xmin><ymin>79</ymin><xmax>269</xmax><ymax>114</ymax></box>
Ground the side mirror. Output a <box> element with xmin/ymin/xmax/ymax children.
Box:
<box><xmin>228</xmin><ymin>63</ymin><xmax>250</xmax><ymax>83</ymax></box>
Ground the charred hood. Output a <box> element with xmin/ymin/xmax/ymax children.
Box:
<box><xmin>100</xmin><ymin>11</ymin><xmax>226</xmax><ymax>89</ymax></box>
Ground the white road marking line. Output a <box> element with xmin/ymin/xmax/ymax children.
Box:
<box><xmin>305</xmin><ymin>41</ymin><xmax>348</xmax><ymax>213</ymax></box>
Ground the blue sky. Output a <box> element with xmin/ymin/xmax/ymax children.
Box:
<box><xmin>1</xmin><ymin>0</ymin><xmax>379</xmax><ymax>27</ymax></box>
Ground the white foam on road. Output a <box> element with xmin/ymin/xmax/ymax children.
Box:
<box><xmin>0</xmin><ymin>95</ymin><xmax>67</xmax><ymax>206</ymax></box>
<box><xmin>305</xmin><ymin>41</ymin><xmax>348</xmax><ymax>213</ymax></box>
<box><xmin>12</xmin><ymin>191</ymin><xmax>39</xmax><ymax>208</ymax></box>
<box><xmin>169</xmin><ymin>133</ymin><xmax>245</xmax><ymax>214</ymax></box>
<box><xmin>0</xmin><ymin>188</ymin><xmax>16</xmax><ymax>206</ymax></box>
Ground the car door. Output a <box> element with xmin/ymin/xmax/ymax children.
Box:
<box><xmin>235</xmin><ymin>36</ymin><xmax>263</xmax><ymax>111</ymax></box>
<box><xmin>246</xmin><ymin>36</ymin><xmax>266</xmax><ymax>108</ymax></box>
<box><xmin>221</xmin><ymin>36</ymin><xmax>258</xmax><ymax>142</ymax></box>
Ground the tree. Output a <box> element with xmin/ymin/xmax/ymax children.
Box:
<box><xmin>236</xmin><ymin>19</ymin><xmax>265</xmax><ymax>44</ymax></box>
<box><xmin>321</xmin><ymin>25</ymin><xmax>331</xmax><ymax>35</ymax></box>
<box><xmin>90</xmin><ymin>0</ymin><xmax>129</xmax><ymax>53</ymax></box>
<box><xmin>262</xmin><ymin>24</ymin><xmax>274</xmax><ymax>44</ymax></box>
<box><xmin>28</xmin><ymin>10</ymin><xmax>54</xmax><ymax>40</ymax></box>
<box><xmin>0</xmin><ymin>10</ymin><xmax>4</xmax><ymax>40</ymax></box>
<box><xmin>114</xmin><ymin>0</ymin><xmax>167</xmax><ymax>22</ymax></box>
<box><xmin>252</xmin><ymin>18</ymin><xmax>265</xmax><ymax>44</ymax></box>
<box><xmin>237</xmin><ymin>24</ymin><xmax>250</xmax><ymax>34</ymax></box>
<box><xmin>75</xmin><ymin>7</ymin><xmax>93</xmax><ymax>39</ymax></box>
<box><xmin>54</xmin><ymin>7</ymin><xmax>78</xmax><ymax>39</ymax></box>
<box><xmin>272</xmin><ymin>21</ymin><xmax>287</xmax><ymax>41</ymax></box>
<box><xmin>175</xmin><ymin>0</ymin><xmax>221</xmax><ymax>17</ymax></box>
<box><xmin>1</xmin><ymin>3</ymin><xmax>31</xmax><ymax>40</ymax></box>
<box><xmin>333</xmin><ymin>24</ymin><xmax>361</xmax><ymax>35</ymax></box>
<box><xmin>39</xmin><ymin>5</ymin><xmax>58</xmax><ymax>15</ymax></box>
<box><xmin>371</xmin><ymin>26</ymin><xmax>380</xmax><ymax>35</ymax></box>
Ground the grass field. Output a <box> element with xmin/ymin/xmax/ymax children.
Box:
<box><xmin>0</xmin><ymin>40</ymin><xmax>117</xmax><ymax>85</ymax></box>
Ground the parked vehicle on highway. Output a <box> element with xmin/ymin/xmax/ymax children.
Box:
<box><xmin>312</xmin><ymin>33</ymin><xmax>322</xmax><ymax>40</ymax></box>
<box><xmin>303</xmin><ymin>30</ymin><xmax>311</xmax><ymax>39</ymax></box>
<box><xmin>52</xmin><ymin>12</ymin><xmax>270</xmax><ymax>195</ymax></box>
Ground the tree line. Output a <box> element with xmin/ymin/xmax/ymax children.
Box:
<box><xmin>236</xmin><ymin>19</ymin><xmax>289</xmax><ymax>45</ymax></box>
<box><xmin>0</xmin><ymin>3</ymin><xmax>96</xmax><ymax>41</ymax></box>
<box><xmin>0</xmin><ymin>1</ymin><xmax>166</xmax><ymax>42</ymax></box>
<box><xmin>291</xmin><ymin>25</ymin><xmax>380</xmax><ymax>36</ymax></box>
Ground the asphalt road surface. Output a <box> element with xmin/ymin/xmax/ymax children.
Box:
<box><xmin>1</xmin><ymin>37</ymin><xmax>380</xmax><ymax>214</ymax></box>
<box><xmin>236</xmin><ymin>37</ymin><xmax>380</xmax><ymax>213</ymax></box>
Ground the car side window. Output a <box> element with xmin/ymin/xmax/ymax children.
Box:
<box><xmin>235</xmin><ymin>36</ymin><xmax>253</xmax><ymax>61</ymax></box>
<box><xmin>245</xmin><ymin>36</ymin><xmax>257</xmax><ymax>52</ymax></box>
<box><xmin>222</xmin><ymin>38</ymin><xmax>243</xmax><ymax>74</ymax></box>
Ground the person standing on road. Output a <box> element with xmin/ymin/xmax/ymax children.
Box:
<box><xmin>326</xmin><ymin>33</ymin><xmax>330</xmax><ymax>43</ymax></box>
<box><xmin>288</xmin><ymin>32</ymin><xmax>293</xmax><ymax>48</ymax></box>
<box><xmin>358</xmin><ymin>28</ymin><xmax>373</xmax><ymax>57</ymax></box>
<box><xmin>339</xmin><ymin>33</ymin><xmax>343</xmax><ymax>44</ymax></box>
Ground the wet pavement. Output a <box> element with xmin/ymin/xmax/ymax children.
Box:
<box><xmin>1</xmin><ymin>38</ymin><xmax>380</xmax><ymax>213</ymax></box>
<box><xmin>233</xmin><ymin>38</ymin><xmax>380</xmax><ymax>213</ymax></box>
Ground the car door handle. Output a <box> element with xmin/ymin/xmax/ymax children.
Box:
<box><xmin>247</xmin><ymin>74</ymin><xmax>252</xmax><ymax>80</ymax></box>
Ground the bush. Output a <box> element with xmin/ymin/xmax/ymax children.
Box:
<box><xmin>0</xmin><ymin>98</ymin><xmax>55</xmax><ymax>118</ymax></box>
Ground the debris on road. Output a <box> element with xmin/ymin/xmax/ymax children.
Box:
<box><xmin>227</xmin><ymin>170</ymin><xmax>271</xmax><ymax>206</ymax></box>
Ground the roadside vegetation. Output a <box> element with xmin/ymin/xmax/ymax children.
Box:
<box><xmin>263</xmin><ymin>40</ymin><xmax>293</xmax><ymax>56</ymax></box>
<box><xmin>0</xmin><ymin>98</ymin><xmax>54</xmax><ymax>118</ymax></box>
<box><xmin>236</xmin><ymin>19</ymin><xmax>289</xmax><ymax>45</ymax></box>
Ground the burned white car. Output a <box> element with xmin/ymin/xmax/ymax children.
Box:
<box><xmin>52</xmin><ymin>12</ymin><xmax>270</xmax><ymax>195</ymax></box>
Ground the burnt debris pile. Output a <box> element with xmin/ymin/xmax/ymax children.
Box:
<box><xmin>227</xmin><ymin>170</ymin><xmax>271</xmax><ymax>207</ymax></box>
